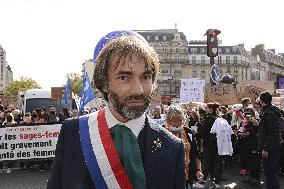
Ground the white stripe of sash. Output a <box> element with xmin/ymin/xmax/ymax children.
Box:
<box><xmin>88</xmin><ymin>112</ymin><xmax>121</xmax><ymax>189</ymax></box>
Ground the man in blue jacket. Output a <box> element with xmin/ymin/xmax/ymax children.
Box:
<box><xmin>47</xmin><ymin>30</ymin><xmax>185</xmax><ymax>189</ymax></box>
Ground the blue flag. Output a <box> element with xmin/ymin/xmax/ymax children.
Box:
<box><xmin>79</xmin><ymin>73</ymin><xmax>95</xmax><ymax>113</ymax></box>
<box><xmin>63</xmin><ymin>78</ymin><xmax>71</xmax><ymax>104</ymax></box>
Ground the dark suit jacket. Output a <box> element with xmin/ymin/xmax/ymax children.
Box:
<box><xmin>47</xmin><ymin>115</ymin><xmax>185</xmax><ymax>189</ymax></box>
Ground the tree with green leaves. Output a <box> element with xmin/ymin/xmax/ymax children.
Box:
<box><xmin>65</xmin><ymin>72</ymin><xmax>83</xmax><ymax>96</ymax></box>
<box><xmin>4</xmin><ymin>76</ymin><xmax>41</xmax><ymax>98</ymax></box>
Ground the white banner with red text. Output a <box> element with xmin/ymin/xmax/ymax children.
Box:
<box><xmin>0</xmin><ymin>124</ymin><xmax>61</xmax><ymax>161</ymax></box>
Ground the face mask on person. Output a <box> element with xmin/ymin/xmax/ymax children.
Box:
<box><xmin>170</xmin><ymin>126</ymin><xmax>182</xmax><ymax>132</ymax></box>
<box><xmin>50</xmin><ymin>111</ymin><xmax>55</xmax><ymax>115</ymax></box>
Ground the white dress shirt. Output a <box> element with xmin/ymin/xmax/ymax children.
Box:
<box><xmin>104</xmin><ymin>106</ymin><xmax>145</xmax><ymax>138</ymax></box>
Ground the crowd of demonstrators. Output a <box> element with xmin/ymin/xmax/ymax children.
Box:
<box><xmin>0</xmin><ymin>99</ymin><xmax>90</xmax><ymax>174</ymax></box>
<box><xmin>147</xmin><ymin>92</ymin><xmax>283</xmax><ymax>189</ymax></box>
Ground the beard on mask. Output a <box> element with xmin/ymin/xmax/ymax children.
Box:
<box><xmin>108</xmin><ymin>90</ymin><xmax>151</xmax><ymax>120</ymax></box>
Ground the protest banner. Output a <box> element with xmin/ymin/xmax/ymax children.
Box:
<box><xmin>204</xmin><ymin>85</ymin><xmax>238</xmax><ymax>105</ymax></box>
<box><xmin>180</xmin><ymin>79</ymin><xmax>205</xmax><ymax>103</ymax></box>
<box><xmin>0</xmin><ymin>124</ymin><xmax>61</xmax><ymax>161</ymax></box>
<box><xmin>244</xmin><ymin>85</ymin><xmax>266</xmax><ymax>105</ymax></box>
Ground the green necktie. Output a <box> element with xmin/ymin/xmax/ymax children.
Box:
<box><xmin>110</xmin><ymin>124</ymin><xmax>146</xmax><ymax>189</ymax></box>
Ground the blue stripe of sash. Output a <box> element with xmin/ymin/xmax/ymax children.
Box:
<box><xmin>79</xmin><ymin>115</ymin><xmax>108</xmax><ymax>189</ymax></box>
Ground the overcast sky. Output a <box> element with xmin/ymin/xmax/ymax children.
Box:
<box><xmin>0</xmin><ymin>0</ymin><xmax>283</xmax><ymax>89</ymax></box>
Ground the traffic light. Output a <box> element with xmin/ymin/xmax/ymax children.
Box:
<box><xmin>206</xmin><ymin>29</ymin><xmax>221</xmax><ymax>57</ymax></box>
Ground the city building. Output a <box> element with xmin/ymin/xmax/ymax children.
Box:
<box><xmin>251</xmin><ymin>44</ymin><xmax>284</xmax><ymax>88</ymax></box>
<box><xmin>82</xmin><ymin>59</ymin><xmax>94</xmax><ymax>81</ymax></box>
<box><xmin>136</xmin><ymin>29</ymin><xmax>189</xmax><ymax>96</ymax></box>
<box><xmin>188</xmin><ymin>42</ymin><xmax>254</xmax><ymax>84</ymax></box>
<box><xmin>0</xmin><ymin>44</ymin><xmax>13</xmax><ymax>93</ymax></box>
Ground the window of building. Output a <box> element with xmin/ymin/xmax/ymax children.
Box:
<box><xmin>201</xmin><ymin>66</ymin><xmax>206</xmax><ymax>73</ymax></box>
<box><xmin>234</xmin><ymin>66</ymin><xmax>238</xmax><ymax>72</ymax></box>
<box><xmin>0</xmin><ymin>84</ymin><xmax>3</xmax><ymax>87</ymax></box>
<box><xmin>226</xmin><ymin>66</ymin><xmax>230</xmax><ymax>73</ymax></box>
<box><xmin>162</xmin><ymin>70</ymin><xmax>168</xmax><ymax>73</ymax></box>
<box><xmin>163</xmin><ymin>36</ymin><xmax>167</xmax><ymax>41</ymax></box>
<box><xmin>218</xmin><ymin>48</ymin><xmax>222</xmax><ymax>54</ymax></box>
<box><xmin>232</xmin><ymin>47</ymin><xmax>237</xmax><ymax>54</ymax></box>
<box><xmin>233</xmin><ymin>56</ymin><xmax>238</xmax><ymax>64</ymax></box>
<box><xmin>176</xmin><ymin>56</ymin><xmax>180</xmax><ymax>63</ymax></box>
<box><xmin>191</xmin><ymin>48</ymin><xmax>197</xmax><ymax>54</ymax></box>
<box><xmin>192</xmin><ymin>67</ymin><xmax>197</xmax><ymax>73</ymax></box>
<box><xmin>174</xmin><ymin>34</ymin><xmax>180</xmax><ymax>41</ymax></box>
<box><xmin>146</xmin><ymin>36</ymin><xmax>151</xmax><ymax>41</ymax></box>
<box><xmin>201</xmin><ymin>56</ymin><xmax>205</xmax><ymax>64</ymax></box>
<box><xmin>218</xmin><ymin>56</ymin><xmax>222</xmax><ymax>64</ymax></box>
<box><xmin>226</xmin><ymin>56</ymin><xmax>230</xmax><ymax>64</ymax></box>
<box><xmin>192</xmin><ymin>56</ymin><xmax>196</xmax><ymax>64</ymax></box>
<box><xmin>155</xmin><ymin>36</ymin><xmax>159</xmax><ymax>41</ymax></box>
<box><xmin>200</xmin><ymin>48</ymin><xmax>206</xmax><ymax>54</ymax></box>
<box><xmin>226</xmin><ymin>48</ymin><xmax>230</xmax><ymax>54</ymax></box>
<box><xmin>176</xmin><ymin>48</ymin><xmax>180</xmax><ymax>53</ymax></box>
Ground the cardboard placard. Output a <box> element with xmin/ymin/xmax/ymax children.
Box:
<box><xmin>244</xmin><ymin>85</ymin><xmax>266</xmax><ymax>105</ymax></box>
<box><xmin>204</xmin><ymin>85</ymin><xmax>238</xmax><ymax>105</ymax></box>
<box><xmin>51</xmin><ymin>87</ymin><xmax>65</xmax><ymax>100</ymax></box>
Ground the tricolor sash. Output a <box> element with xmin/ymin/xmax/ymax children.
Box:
<box><xmin>79</xmin><ymin>109</ymin><xmax>134</xmax><ymax>189</ymax></box>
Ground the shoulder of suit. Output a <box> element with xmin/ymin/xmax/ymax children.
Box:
<box><xmin>147</xmin><ymin>116</ymin><xmax>183</xmax><ymax>145</ymax></box>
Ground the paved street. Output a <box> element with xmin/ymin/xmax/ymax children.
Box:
<box><xmin>0</xmin><ymin>165</ymin><xmax>283</xmax><ymax>189</ymax></box>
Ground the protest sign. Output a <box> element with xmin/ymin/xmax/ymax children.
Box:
<box><xmin>204</xmin><ymin>85</ymin><xmax>238</xmax><ymax>105</ymax></box>
<box><xmin>0</xmin><ymin>124</ymin><xmax>61</xmax><ymax>161</ymax></box>
<box><xmin>244</xmin><ymin>85</ymin><xmax>266</xmax><ymax>105</ymax></box>
<box><xmin>180</xmin><ymin>79</ymin><xmax>205</xmax><ymax>103</ymax></box>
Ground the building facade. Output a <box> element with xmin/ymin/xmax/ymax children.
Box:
<box><xmin>136</xmin><ymin>29</ymin><xmax>189</xmax><ymax>96</ymax></box>
<box><xmin>0</xmin><ymin>44</ymin><xmax>13</xmax><ymax>93</ymax></box>
<box><xmin>188</xmin><ymin>42</ymin><xmax>255</xmax><ymax>84</ymax></box>
<box><xmin>251</xmin><ymin>44</ymin><xmax>284</xmax><ymax>88</ymax></box>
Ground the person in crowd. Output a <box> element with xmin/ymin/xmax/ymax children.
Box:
<box><xmin>61</xmin><ymin>107</ymin><xmax>70</xmax><ymax>121</ymax></box>
<box><xmin>11</xmin><ymin>109</ymin><xmax>21</xmax><ymax>124</ymax></box>
<box><xmin>40</xmin><ymin>106</ymin><xmax>49</xmax><ymax>122</ymax></box>
<box><xmin>257</xmin><ymin>92</ymin><xmax>281</xmax><ymax>189</ymax></box>
<box><xmin>279</xmin><ymin>110</ymin><xmax>284</xmax><ymax>177</ymax></box>
<box><xmin>2</xmin><ymin>113</ymin><xmax>16</xmax><ymax>173</ymax></box>
<box><xmin>3</xmin><ymin>113</ymin><xmax>17</xmax><ymax>126</ymax></box>
<box><xmin>237</xmin><ymin>107</ymin><xmax>261</xmax><ymax>186</ymax></box>
<box><xmin>237</xmin><ymin>105</ymin><xmax>259</xmax><ymax>176</ymax></box>
<box><xmin>199</xmin><ymin>102</ymin><xmax>222</xmax><ymax>188</ymax></box>
<box><xmin>198</xmin><ymin>106</ymin><xmax>207</xmax><ymax>125</ymax></box>
<box><xmin>20</xmin><ymin>112</ymin><xmax>33</xmax><ymax>125</ymax></box>
<box><xmin>0</xmin><ymin>110</ymin><xmax>5</xmax><ymax>125</ymax></box>
<box><xmin>241</xmin><ymin>98</ymin><xmax>252</xmax><ymax>112</ymax></box>
<box><xmin>151</xmin><ymin>106</ymin><xmax>165</xmax><ymax>127</ymax></box>
<box><xmin>46</xmin><ymin>106</ymin><xmax>61</xmax><ymax>124</ymax></box>
<box><xmin>34</xmin><ymin>108</ymin><xmax>45</xmax><ymax>124</ymax></box>
<box><xmin>165</xmin><ymin>105</ymin><xmax>204</xmax><ymax>189</ymax></box>
<box><xmin>47</xmin><ymin>30</ymin><xmax>185</xmax><ymax>189</ymax></box>
<box><xmin>71</xmin><ymin>108</ymin><xmax>79</xmax><ymax>118</ymax></box>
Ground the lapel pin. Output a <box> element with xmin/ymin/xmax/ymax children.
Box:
<box><xmin>151</xmin><ymin>138</ymin><xmax>162</xmax><ymax>152</ymax></box>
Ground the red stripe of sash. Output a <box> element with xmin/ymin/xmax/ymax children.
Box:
<box><xmin>97</xmin><ymin>109</ymin><xmax>134</xmax><ymax>189</ymax></box>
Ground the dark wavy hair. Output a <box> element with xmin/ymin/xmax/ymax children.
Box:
<box><xmin>206</xmin><ymin>102</ymin><xmax>220</xmax><ymax>116</ymax></box>
<box><xmin>93</xmin><ymin>36</ymin><xmax>159</xmax><ymax>102</ymax></box>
